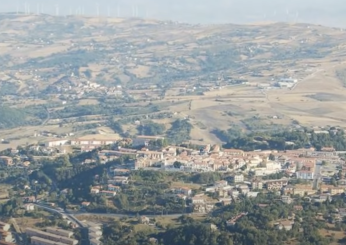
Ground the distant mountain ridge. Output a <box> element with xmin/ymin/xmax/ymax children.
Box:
<box><xmin>0</xmin><ymin>0</ymin><xmax>346</xmax><ymax>27</ymax></box>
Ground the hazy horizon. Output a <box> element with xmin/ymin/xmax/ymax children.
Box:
<box><xmin>1</xmin><ymin>0</ymin><xmax>346</xmax><ymax>28</ymax></box>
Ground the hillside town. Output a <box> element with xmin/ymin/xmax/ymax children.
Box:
<box><xmin>1</xmin><ymin>133</ymin><xmax>346</xmax><ymax>244</ymax></box>
<box><xmin>1</xmin><ymin>12</ymin><xmax>346</xmax><ymax>245</ymax></box>
<box><xmin>2</xmin><ymin>134</ymin><xmax>346</xmax><ymax>208</ymax></box>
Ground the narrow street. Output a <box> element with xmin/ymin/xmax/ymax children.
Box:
<box><xmin>313</xmin><ymin>164</ymin><xmax>322</xmax><ymax>190</ymax></box>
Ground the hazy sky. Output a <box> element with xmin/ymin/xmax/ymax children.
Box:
<box><xmin>1</xmin><ymin>0</ymin><xmax>346</xmax><ymax>27</ymax></box>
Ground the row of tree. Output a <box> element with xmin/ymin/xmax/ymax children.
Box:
<box><xmin>220</xmin><ymin>127</ymin><xmax>346</xmax><ymax>151</ymax></box>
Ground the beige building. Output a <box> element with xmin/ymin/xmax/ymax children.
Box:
<box><xmin>233</xmin><ymin>174</ymin><xmax>244</xmax><ymax>183</ymax></box>
<box><xmin>265</xmin><ymin>179</ymin><xmax>288</xmax><ymax>191</ymax></box>
<box><xmin>0</xmin><ymin>229</ymin><xmax>13</xmax><ymax>243</ymax></box>
<box><xmin>0</xmin><ymin>156</ymin><xmax>13</xmax><ymax>167</ymax></box>
<box><xmin>0</xmin><ymin>222</ymin><xmax>10</xmax><ymax>232</ymax></box>
<box><xmin>71</xmin><ymin>136</ymin><xmax>119</xmax><ymax>152</ymax></box>
<box><xmin>223</xmin><ymin>149</ymin><xmax>245</xmax><ymax>157</ymax></box>
<box><xmin>293</xmin><ymin>185</ymin><xmax>316</xmax><ymax>196</ymax></box>
<box><xmin>31</xmin><ymin>236</ymin><xmax>66</xmax><ymax>245</ymax></box>
<box><xmin>132</xmin><ymin>135</ymin><xmax>165</xmax><ymax>147</ymax></box>
<box><xmin>26</xmin><ymin>228</ymin><xmax>77</xmax><ymax>245</ymax></box>
<box><xmin>137</xmin><ymin>150</ymin><xmax>164</xmax><ymax>160</ymax></box>
<box><xmin>45</xmin><ymin>227</ymin><xmax>73</xmax><ymax>238</ymax></box>
<box><xmin>45</xmin><ymin>139</ymin><xmax>69</xmax><ymax>148</ymax></box>
<box><xmin>251</xmin><ymin>180</ymin><xmax>263</xmax><ymax>190</ymax></box>
<box><xmin>329</xmin><ymin>187</ymin><xmax>344</xmax><ymax>195</ymax></box>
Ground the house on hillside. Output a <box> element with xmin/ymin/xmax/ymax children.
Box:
<box><xmin>275</xmin><ymin>220</ymin><xmax>294</xmax><ymax>231</ymax></box>
<box><xmin>0</xmin><ymin>156</ymin><xmax>13</xmax><ymax>167</ymax></box>
<box><xmin>133</xmin><ymin>136</ymin><xmax>165</xmax><ymax>147</ymax></box>
<box><xmin>140</xmin><ymin>216</ymin><xmax>150</xmax><ymax>224</ymax></box>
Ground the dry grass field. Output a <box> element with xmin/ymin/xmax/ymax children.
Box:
<box><xmin>1</xmin><ymin>14</ymin><xmax>346</xmax><ymax>146</ymax></box>
<box><xmin>266</xmin><ymin>61</ymin><xmax>346</xmax><ymax>126</ymax></box>
<box><xmin>319</xmin><ymin>225</ymin><xmax>346</xmax><ymax>245</ymax></box>
<box><xmin>159</xmin><ymin>59</ymin><xmax>346</xmax><ymax>143</ymax></box>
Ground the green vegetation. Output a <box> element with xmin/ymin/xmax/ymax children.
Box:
<box><xmin>0</xmin><ymin>198</ymin><xmax>23</xmax><ymax>216</ymax></box>
<box><xmin>86</xmin><ymin>170</ymin><xmax>187</xmax><ymax>214</ymax></box>
<box><xmin>220</xmin><ymin>127</ymin><xmax>346</xmax><ymax>151</ymax></box>
<box><xmin>23</xmin><ymin>155</ymin><xmax>225</xmax><ymax>215</ymax></box>
<box><xmin>16</xmin><ymin>49</ymin><xmax>103</xmax><ymax>70</ymax></box>
<box><xmin>190</xmin><ymin>172</ymin><xmax>222</xmax><ymax>185</ymax></box>
<box><xmin>137</xmin><ymin>121</ymin><xmax>165</xmax><ymax>136</ymax></box>
<box><xmin>102</xmin><ymin>220</ymin><xmax>154</xmax><ymax>245</ymax></box>
<box><xmin>101</xmin><ymin>193</ymin><xmax>346</xmax><ymax>245</ymax></box>
<box><xmin>158</xmin><ymin>223</ymin><xmax>233</xmax><ymax>245</ymax></box>
<box><xmin>0</xmin><ymin>81</ymin><xmax>19</xmax><ymax>96</ymax></box>
<box><xmin>109</xmin><ymin>120</ymin><xmax>126</xmax><ymax>136</ymax></box>
<box><xmin>166</xmin><ymin>119</ymin><xmax>193</xmax><ymax>144</ymax></box>
<box><xmin>0</xmin><ymin>105</ymin><xmax>48</xmax><ymax>129</ymax></box>
<box><xmin>2</xmin><ymin>146</ymin><xmax>346</xmax><ymax>245</ymax></box>
<box><xmin>336</xmin><ymin>69</ymin><xmax>346</xmax><ymax>87</ymax></box>
<box><xmin>200</xmin><ymin>48</ymin><xmax>242</xmax><ymax>73</ymax></box>
<box><xmin>0</xmin><ymin>105</ymin><xmax>27</xmax><ymax>129</ymax></box>
<box><xmin>51</xmin><ymin>103</ymin><xmax>159</xmax><ymax>119</ymax></box>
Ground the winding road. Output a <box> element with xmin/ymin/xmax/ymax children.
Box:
<box><xmin>41</xmin><ymin>106</ymin><xmax>50</xmax><ymax>126</ymax></box>
<box><xmin>33</xmin><ymin>204</ymin><xmax>90</xmax><ymax>245</ymax></box>
<box><xmin>313</xmin><ymin>163</ymin><xmax>322</xmax><ymax>190</ymax></box>
<box><xmin>33</xmin><ymin>203</ymin><xmax>188</xmax><ymax>245</ymax></box>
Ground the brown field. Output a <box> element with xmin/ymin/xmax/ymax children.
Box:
<box><xmin>1</xmin><ymin>15</ymin><xmax>346</xmax><ymax>147</ymax></box>
<box><xmin>170</xmin><ymin>181</ymin><xmax>201</xmax><ymax>190</ymax></box>
<box><xmin>78</xmin><ymin>99</ymin><xmax>100</xmax><ymax>105</ymax></box>
<box><xmin>0</xmin><ymin>124</ymin><xmax>75</xmax><ymax>151</ymax></box>
<box><xmin>152</xmin><ymin>58</ymin><xmax>346</xmax><ymax>144</ymax></box>
<box><xmin>319</xmin><ymin>226</ymin><xmax>345</xmax><ymax>245</ymax></box>
<box><xmin>128</xmin><ymin>65</ymin><xmax>152</xmax><ymax>78</ymax></box>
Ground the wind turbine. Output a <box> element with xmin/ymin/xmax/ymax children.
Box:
<box><xmin>27</xmin><ymin>3</ymin><xmax>31</xmax><ymax>14</ymax></box>
<box><xmin>55</xmin><ymin>4</ymin><xmax>59</xmax><ymax>16</ymax></box>
<box><xmin>295</xmin><ymin>11</ymin><xmax>299</xmax><ymax>23</ymax></box>
<box><xmin>75</xmin><ymin>7</ymin><xmax>80</xmax><ymax>16</ymax></box>
<box><xmin>96</xmin><ymin>3</ymin><xmax>100</xmax><ymax>17</ymax></box>
<box><xmin>285</xmin><ymin>8</ymin><xmax>290</xmax><ymax>22</ymax></box>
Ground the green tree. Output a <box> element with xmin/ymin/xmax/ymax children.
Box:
<box><xmin>173</xmin><ymin>161</ymin><xmax>184</xmax><ymax>168</ymax></box>
<box><xmin>83</xmin><ymin>69</ymin><xmax>92</xmax><ymax>78</ymax></box>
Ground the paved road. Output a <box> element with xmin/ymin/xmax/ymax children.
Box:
<box><xmin>313</xmin><ymin>164</ymin><xmax>322</xmax><ymax>190</ymax></box>
<box><xmin>41</xmin><ymin>106</ymin><xmax>50</xmax><ymax>126</ymax></box>
<box><xmin>34</xmin><ymin>203</ymin><xmax>188</xmax><ymax>244</ymax></box>
<box><xmin>34</xmin><ymin>204</ymin><xmax>90</xmax><ymax>245</ymax></box>
<box><xmin>35</xmin><ymin>203</ymin><xmax>186</xmax><ymax>219</ymax></box>
<box><xmin>74</xmin><ymin>212</ymin><xmax>184</xmax><ymax>219</ymax></box>
<box><xmin>33</xmin><ymin>204</ymin><xmax>79</xmax><ymax>224</ymax></box>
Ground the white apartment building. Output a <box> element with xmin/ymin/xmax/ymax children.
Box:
<box><xmin>296</xmin><ymin>170</ymin><xmax>314</xmax><ymax>180</ymax></box>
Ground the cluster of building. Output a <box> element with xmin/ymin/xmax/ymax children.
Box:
<box><xmin>97</xmin><ymin>140</ymin><xmax>339</xmax><ymax>181</ymax></box>
<box><xmin>0</xmin><ymin>157</ymin><xmax>13</xmax><ymax>167</ymax></box>
<box><xmin>0</xmin><ymin>222</ymin><xmax>14</xmax><ymax>244</ymax></box>
<box><xmin>60</xmin><ymin>137</ymin><xmax>346</xmax><ymax>216</ymax></box>
<box><xmin>25</xmin><ymin>227</ymin><xmax>77</xmax><ymax>245</ymax></box>
<box><xmin>80</xmin><ymin>221</ymin><xmax>102</xmax><ymax>245</ymax></box>
<box><xmin>46</xmin><ymin>78</ymin><xmax>123</xmax><ymax>100</ymax></box>
<box><xmin>89</xmin><ymin>169</ymin><xmax>130</xmax><ymax>198</ymax></box>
